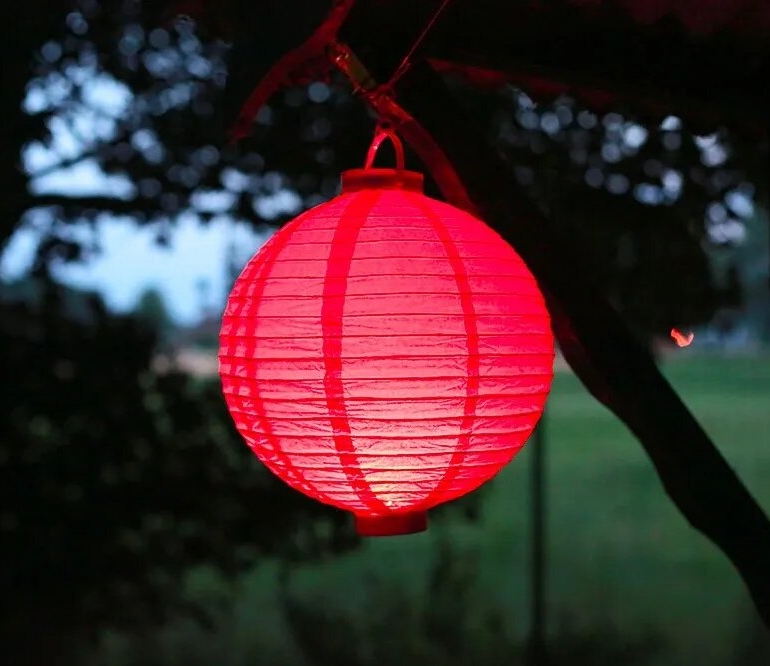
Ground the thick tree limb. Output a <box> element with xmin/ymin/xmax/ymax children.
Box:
<box><xmin>208</xmin><ymin>0</ymin><xmax>769</xmax><ymax>138</ymax></box>
<box><xmin>203</xmin><ymin>0</ymin><xmax>770</xmax><ymax>630</ymax></box>
<box><xmin>30</xmin><ymin>194</ymin><xmax>156</xmax><ymax>215</ymax></box>
<box><xmin>378</xmin><ymin>61</ymin><xmax>770</xmax><ymax>628</ymax></box>
<box><xmin>337</xmin><ymin>0</ymin><xmax>770</xmax><ymax>138</ymax></box>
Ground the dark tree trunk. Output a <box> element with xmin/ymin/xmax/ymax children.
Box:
<box><xmin>0</xmin><ymin>3</ymin><xmax>67</xmax><ymax>251</ymax></box>
<box><xmin>386</xmin><ymin>62</ymin><xmax>770</xmax><ymax>629</ymax></box>
<box><xmin>208</xmin><ymin>0</ymin><xmax>770</xmax><ymax>629</ymax></box>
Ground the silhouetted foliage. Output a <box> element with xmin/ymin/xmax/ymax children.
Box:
<box><xmin>135</xmin><ymin>286</ymin><xmax>174</xmax><ymax>335</ymax></box>
<box><xmin>0</xmin><ymin>281</ymin><xmax>358</xmax><ymax>663</ymax></box>
<box><xmin>1</xmin><ymin>1</ymin><xmax>768</xmax><ymax>663</ymax></box>
<box><xmin>0</xmin><ymin>7</ymin><xmax>362</xmax><ymax>661</ymax></box>
<box><xmin>10</xmin><ymin>1</ymin><xmax>765</xmax><ymax>342</ymax></box>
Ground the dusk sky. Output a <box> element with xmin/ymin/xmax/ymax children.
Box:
<box><xmin>0</xmin><ymin>69</ymin><xmax>757</xmax><ymax>326</ymax></box>
<box><xmin>0</xmin><ymin>163</ymin><xmax>272</xmax><ymax>325</ymax></box>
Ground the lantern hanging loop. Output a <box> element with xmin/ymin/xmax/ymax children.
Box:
<box><xmin>343</xmin><ymin>125</ymin><xmax>422</xmax><ymax>193</ymax></box>
<box><xmin>364</xmin><ymin>126</ymin><xmax>405</xmax><ymax>171</ymax></box>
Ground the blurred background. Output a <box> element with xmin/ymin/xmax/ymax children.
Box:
<box><xmin>1</xmin><ymin>1</ymin><xmax>768</xmax><ymax>665</ymax></box>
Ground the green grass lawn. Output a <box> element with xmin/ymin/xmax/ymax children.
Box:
<box><xmin>284</xmin><ymin>354</ymin><xmax>770</xmax><ymax>665</ymax></box>
<box><xmin>97</xmin><ymin>355</ymin><xmax>770</xmax><ymax>666</ymax></box>
<box><xmin>483</xmin><ymin>354</ymin><xmax>770</xmax><ymax>664</ymax></box>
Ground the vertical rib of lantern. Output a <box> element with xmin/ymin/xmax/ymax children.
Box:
<box><xmin>222</xmin><ymin>215</ymin><xmax>336</xmax><ymax>505</ymax></box>
<box><xmin>321</xmin><ymin>189</ymin><xmax>392</xmax><ymax>516</ymax></box>
<box><xmin>406</xmin><ymin>192</ymin><xmax>481</xmax><ymax>509</ymax></box>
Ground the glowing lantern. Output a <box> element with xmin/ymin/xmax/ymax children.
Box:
<box><xmin>219</xmin><ymin>132</ymin><xmax>554</xmax><ymax>536</ymax></box>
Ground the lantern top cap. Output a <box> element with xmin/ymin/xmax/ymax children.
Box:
<box><xmin>342</xmin><ymin>127</ymin><xmax>424</xmax><ymax>193</ymax></box>
<box><xmin>341</xmin><ymin>167</ymin><xmax>424</xmax><ymax>193</ymax></box>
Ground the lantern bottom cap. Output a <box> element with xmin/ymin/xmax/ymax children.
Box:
<box><xmin>354</xmin><ymin>511</ymin><xmax>428</xmax><ymax>537</ymax></box>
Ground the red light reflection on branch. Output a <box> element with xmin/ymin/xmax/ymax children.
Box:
<box><xmin>670</xmin><ymin>328</ymin><xmax>695</xmax><ymax>347</ymax></box>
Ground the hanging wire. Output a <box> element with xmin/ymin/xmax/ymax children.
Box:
<box><xmin>387</xmin><ymin>0</ymin><xmax>453</xmax><ymax>88</ymax></box>
<box><xmin>335</xmin><ymin>0</ymin><xmax>453</xmax><ymax>167</ymax></box>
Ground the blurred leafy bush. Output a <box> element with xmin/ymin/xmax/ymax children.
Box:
<box><xmin>0</xmin><ymin>281</ymin><xmax>358</xmax><ymax>664</ymax></box>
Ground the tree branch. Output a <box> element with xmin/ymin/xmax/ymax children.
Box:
<box><xmin>208</xmin><ymin>0</ymin><xmax>770</xmax><ymax>626</ymax></box>
<box><xmin>387</xmin><ymin>62</ymin><xmax>770</xmax><ymax>629</ymax></box>
<box><xmin>31</xmin><ymin>194</ymin><xmax>155</xmax><ymax>215</ymax></box>
<box><xmin>336</xmin><ymin>0</ymin><xmax>769</xmax><ymax>138</ymax></box>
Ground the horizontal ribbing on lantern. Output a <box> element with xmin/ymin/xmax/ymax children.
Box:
<box><xmin>219</xmin><ymin>187</ymin><xmax>554</xmax><ymax>517</ymax></box>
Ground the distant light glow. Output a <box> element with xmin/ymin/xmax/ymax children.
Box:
<box><xmin>660</xmin><ymin>116</ymin><xmax>682</xmax><ymax>131</ymax></box>
<box><xmin>725</xmin><ymin>190</ymin><xmax>755</xmax><ymax>218</ymax></box>
<box><xmin>661</xmin><ymin>169</ymin><xmax>683</xmax><ymax>196</ymax></box>
<box><xmin>670</xmin><ymin>328</ymin><xmax>695</xmax><ymax>347</ymax></box>
<box><xmin>623</xmin><ymin>124</ymin><xmax>648</xmax><ymax>149</ymax></box>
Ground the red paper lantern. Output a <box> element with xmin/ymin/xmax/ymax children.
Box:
<box><xmin>219</xmin><ymin>133</ymin><xmax>554</xmax><ymax>536</ymax></box>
